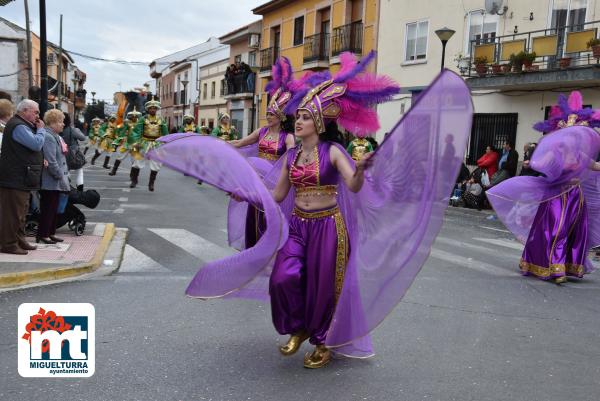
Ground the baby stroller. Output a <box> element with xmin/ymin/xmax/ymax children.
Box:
<box><xmin>25</xmin><ymin>187</ymin><xmax>100</xmax><ymax>236</ymax></box>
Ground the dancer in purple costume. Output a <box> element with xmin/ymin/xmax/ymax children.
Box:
<box><xmin>230</xmin><ymin>58</ymin><xmax>297</xmax><ymax>248</ymax></box>
<box><xmin>147</xmin><ymin>56</ymin><xmax>474</xmax><ymax>369</ymax></box>
<box><xmin>487</xmin><ymin>91</ymin><xmax>600</xmax><ymax>284</ymax></box>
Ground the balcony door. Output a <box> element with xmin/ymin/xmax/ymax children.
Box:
<box><xmin>549</xmin><ymin>0</ymin><xmax>587</xmax><ymax>59</ymax></box>
<box><xmin>271</xmin><ymin>26</ymin><xmax>281</xmax><ymax>61</ymax></box>
<box><xmin>318</xmin><ymin>8</ymin><xmax>331</xmax><ymax>58</ymax></box>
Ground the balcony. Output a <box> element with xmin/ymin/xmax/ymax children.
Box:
<box><xmin>464</xmin><ymin>20</ymin><xmax>600</xmax><ymax>91</ymax></box>
<box><xmin>259</xmin><ymin>46</ymin><xmax>279</xmax><ymax>75</ymax></box>
<box><xmin>303</xmin><ymin>33</ymin><xmax>330</xmax><ymax>68</ymax></box>
<box><xmin>331</xmin><ymin>21</ymin><xmax>363</xmax><ymax>57</ymax></box>
<box><xmin>224</xmin><ymin>73</ymin><xmax>255</xmax><ymax>99</ymax></box>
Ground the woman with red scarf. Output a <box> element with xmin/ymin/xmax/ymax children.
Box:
<box><xmin>477</xmin><ymin>145</ymin><xmax>498</xmax><ymax>182</ymax></box>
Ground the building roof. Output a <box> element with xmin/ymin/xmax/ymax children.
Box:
<box><xmin>252</xmin><ymin>0</ymin><xmax>295</xmax><ymax>15</ymax></box>
<box><xmin>218</xmin><ymin>20</ymin><xmax>262</xmax><ymax>43</ymax></box>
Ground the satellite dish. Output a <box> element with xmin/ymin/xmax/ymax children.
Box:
<box><xmin>485</xmin><ymin>0</ymin><xmax>508</xmax><ymax>15</ymax></box>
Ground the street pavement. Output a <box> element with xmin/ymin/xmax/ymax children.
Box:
<box><xmin>1</xmin><ymin>157</ymin><xmax>600</xmax><ymax>401</ymax></box>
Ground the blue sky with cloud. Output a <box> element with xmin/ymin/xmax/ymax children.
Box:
<box><xmin>1</xmin><ymin>0</ymin><xmax>265</xmax><ymax>101</ymax></box>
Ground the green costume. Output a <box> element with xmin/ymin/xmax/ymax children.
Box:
<box><xmin>98</xmin><ymin>116</ymin><xmax>119</xmax><ymax>153</ymax></box>
<box><xmin>346</xmin><ymin>137</ymin><xmax>374</xmax><ymax>161</ymax></box>
<box><xmin>131</xmin><ymin>113</ymin><xmax>168</xmax><ymax>155</ymax></box>
<box><xmin>211</xmin><ymin>113</ymin><xmax>239</xmax><ymax>141</ymax></box>
<box><xmin>88</xmin><ymin>118</ymin><xmax>102</xmax><ymax>146</ymax></box>
<box><xmin>179</xmin><ymin>115</ymin><xmax>200</xmax><ymax>133</ymax></box>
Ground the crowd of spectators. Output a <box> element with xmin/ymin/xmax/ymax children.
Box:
<box><xmin>225</xmin><ymin>61</ymin><xmax>255</xmax><ymax>94</ymax></box>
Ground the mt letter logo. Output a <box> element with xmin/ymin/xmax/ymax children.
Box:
<box><xmin>18</xmin><ymin>303</ymin><xmax>95</xmax><ymax>377</ymax></box>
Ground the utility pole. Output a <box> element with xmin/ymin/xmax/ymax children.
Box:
<box><xmin>24</xmin><ymin>0</ymin><xmax>33</xmax><ymax>89</ymax></box>
<box><xmin>39</xmin><ymin>0</ymin><xmax>48</xmax><ymax>114</ymax></box>
<box><xmin>56</xmin><ymin>14</ymin><xmax>63</xmax><ymax>109</ymax></box>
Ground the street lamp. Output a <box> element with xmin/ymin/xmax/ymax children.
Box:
<box><xmin>91</xmin><ymin>91</ymin><xmax>96</xmax><ymax>104</ymax></box>
<box><xmin>71</xmin><ymin>77</ymin><xmax>77</xmax><ymax>125</ymax></box>
<box><xmin>435</xmin><ymin>27</ymin><xmax>456</xmax><ymax>72</ymax></box>
<box><xmin>181</xmin><ymin>79</ymin><xmax>189</xmax><ymax>119</ymax></box>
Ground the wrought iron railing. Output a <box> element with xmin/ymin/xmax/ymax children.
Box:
<box><xmin>223</xmin><ymin>73</ymin><xmax>256</xmax><ymax>95</ymax></box>
<box><xmin>464</xmin><ymin>19</ymin><xmax>600</xmax><ymax>77</ymax></box>
<box><xmin>303</xmin><ymin>33</ymin><xmax>330</xmax><ymax>63</ymax></box>
<box><xmin>332</xmin><ymin>21</ymin><xmax>363</xmax><ymax>56</ymax></box>
<box><xmin>259</xmin><ymin>47</ymin><xmax>279</xmax><ymax>72</ymax></box>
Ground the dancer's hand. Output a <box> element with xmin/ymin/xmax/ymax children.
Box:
<box><xmin>355</xmin><ymin>152</ymin><xmax>374</xmax><ymax>174</ymax></box>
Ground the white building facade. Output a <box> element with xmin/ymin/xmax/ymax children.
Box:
<box><xmin>198</xmin><ymin>58</ymin><xmax>229</xmax><ymax>130</ymax></box>
<box><xmin>377</xmin><ymin>0</ymin><xmax>600</xmax><ymax>165</ymax></box>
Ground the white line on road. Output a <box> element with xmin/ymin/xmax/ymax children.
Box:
<box><xmin>148</xmin><ymin>228</ymin><xmax>234</xmax><ymax>261</ymax></box>
<box><xmin>435</xmin><ymin>236</ymin><xmax>521</xmax><ymax>256</ymax></box>
<box><xmin>474</xmin><ymin>237</ymin><xmax>524</xmax><ymax>251</ymax></box>
<box><xmin>429</xmin><ymin>249</ymin><xmax>514</xmax><ymax>277</ymax></box>
<box><xmin>118</xmin><ymin>244</ymin><xmax>170</xmax><ymax>273</ymax></box>
<box><xmin>480</xmin><ymin>225</ymin><xmax>510</xmax><ymax>233</ymax></box>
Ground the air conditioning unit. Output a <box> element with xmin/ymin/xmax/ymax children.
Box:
<box><xmin>47</xmin><ymin>53</ymin><xmax>56</xmax><ymax>65</ymax></box>
<box><xmin>249</xmin><ymin>34</ymin><xmax>260</xmax><ymax>48</ymax></box>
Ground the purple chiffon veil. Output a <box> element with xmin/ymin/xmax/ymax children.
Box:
<box><xmin>147</xmin><ymin>70</ymin><xmax>474</xmax><ymax>357</ymax></box>
<box><xmin>486</xmin><ymin>126</ymin><xmax>600</xmax><ymax>262</ymax></box>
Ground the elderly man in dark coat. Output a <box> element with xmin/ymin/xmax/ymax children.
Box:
<box><xmin>0</xmin><ymin>99</ymin><xmax>45</xmax><ymax>254</ymax></box>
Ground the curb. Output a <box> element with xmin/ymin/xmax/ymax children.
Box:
<box><xmin>0</xmin><ymin>223</ymin><xmax>116</xmax><ymax>289</ymax></box>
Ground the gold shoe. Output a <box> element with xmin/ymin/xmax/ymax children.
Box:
<box><xmin>303</xmin><ymin>345</ymin><xmax>331</xmax><ymax>369</ymax></box>
<box><xmin>279</xmin><ymin>332</ymin><xmax>309</xmax><ymax>356</ymax></box>
<box><xmin>554</xmin><ymin>276</ymin><xmax>567</xmax><ymax>284</ymax></box>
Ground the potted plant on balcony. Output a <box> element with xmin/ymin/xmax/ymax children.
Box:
<box><xmin>473</xmin><ymin>56</ymin><xmax>489</xmax><ymax>77</ymax></box>
<box><xmin>559</xmin><ymin>56</ymin><xmax>572</xmax><ymax>69</ymax></box>
<box><xmin>522</xmin><ymin>51</ymin><xmax>537</xmax><ymax>71</ymax></box>
<box><xmin>587</xmin><ymin>37</ymin><xmax>600</xmax><ymax>58</ymax></box>
<box><xmin>510</xmin><ymin>52</ymin><xmax>526</xmax><ymax>73</ymax></box>
<box><xmin>501</xmin><ymin>61</ymin><xmax>512</xmax><ymax>73</ymax></box>
<box><xmin>491</xmin><ymin>63</ymin><xmax>503</xmax><ymax>74</ymax></box>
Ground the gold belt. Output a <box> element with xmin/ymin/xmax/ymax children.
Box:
<box><xmin>258</xmin><ymin>152</ymin><xmax>279</xmax><ymax>161</ymax></box>
<box><xmin>142</xmin><ymin>135</ymin><xmax>158</xmax><ymax>141</ymax></box>
<box><xmin>293</xmin><ymin>206</ymin><xmax>339</xmax><ymax>219</ymax></box>
<box><xmin>295</xmin><ymin>185</ymin><xmax>338</xmax><ymax>197</ymax></box>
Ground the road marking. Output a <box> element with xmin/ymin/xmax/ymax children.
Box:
<box><xmin>148</xmin><ymin>228</ymin><xmax>234</xmax><ymax>261</ymax></box>
<box><xmin>474</xmin><ymin>237</ymin><xmax>523</xmax><ymax>251</ymax></box>
<box><xmin>429</xmin><ymin>249</ymin><xmax>514</xmax><ymax>277</ymax></box>
<box><xmin>98</xmin><ymin>197</ymin><xmax>128</xmax><ymax>202</ymax></box>
<box><xmin>113</xmin><ymin>208</ymin><xmax>125</xmax><ymax>214</ymax></box>
<box><xmin>480</xmin><ymin>225</ymin><xmax>510</xmax><ymax>233</ymax></box>
<box><xmin>118</xmin><ymin>244</ymin><xmax>170</xmax><ymax>273</ymax></box>
<box><xmin>435</xmin><ymin>236</ymin><xmax>521</xmax><ymax>256</ymax></box>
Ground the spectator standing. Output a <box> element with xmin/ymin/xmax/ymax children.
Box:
<box><xmin>37</xmin><ymin>109</ymin><xmax>70</xmax><ymax>244</ymax></box>
<box><xmin>60</xmin><ymin>112</ymin><xmax>87</xmax><ymax>191</ymax></box>
<box><xmin>489</xmin><ymin>141</ymin><xmax>519</xmax><ymax>186</ymax></box>
<box><xmin>519</xmin><ymin>142</ymin><xmax>540</xmax><ymax>177</ymax></box>
<box><xmin>476</xmin><ymin>145</ymin><xmax>499</xmax><ymax>182</ymax></box>
<box><xmin>0</xmin><ymin>99</ymin><xmax>15</xmax><ymax>152</ymax></box>
<box><xmin>0</xmin><ymin>99</ymin><xmax>45</xmax><ymax>254</ymax></box>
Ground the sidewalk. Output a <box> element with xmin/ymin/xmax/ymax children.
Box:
<box><xmin>0</xmin><ymin>222</ymin><xmax>127</xmax><ymax>290</ymax></box>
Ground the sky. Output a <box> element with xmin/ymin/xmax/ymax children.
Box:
<box><xmin>1</xmin><ymin>0</ymin><xmax>266</xmax><ymax>102</ymax></box>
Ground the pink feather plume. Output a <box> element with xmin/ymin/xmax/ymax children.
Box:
<box><xmin>568</xmin><ymin>91</ymin><xmax>583</xmax><ymax>111</ymax></box>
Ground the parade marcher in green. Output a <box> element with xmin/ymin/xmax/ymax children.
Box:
<box><xmin>129</xmin><ymin>98</ymin><xmax>168</xmax><ymax>191</ymax></box>
<box><xmin>179</xmin><ymin>114</ymin><xmax>200</xmax><ymax>133</ymax></box>
<box><xmin>211</xmin><ymin>113</ymin><xmax>239</xmax><ymax>141</ymax></box>
<box><xmin>199</xmin><ymin>126</ymin><xmax>210</xmax><ymax>135</ymax></box>
<box><xmin>94</xmin><ymin>115</ymin><xmax>118</xmax><ymax>169</ymax></box>
<box><xmin>108</xmin><ymin>108</ymin><xmax>142</xmax><ymax>176</ymax></box>
<box><xmin>346</xmin><ymin>136</ymin><xmax>374</xmax><ymax>162</ymax></box>
<box><xmin>87</xmin><ymin>117</ymin><xmax>103</xmax><ymax>159</ymax></box>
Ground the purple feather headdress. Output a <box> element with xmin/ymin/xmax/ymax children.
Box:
<box><xmin>264</xmin><ymin>57</ymin><xmax>308</xmax><ymax>121</ymax></box>
<box><xmin>283</xmin><ymin>51</ymin><xmax>401</xmax><ymax>137</ymax></box>
<box><xmin>533</xmin><ymin>91</ymin><xmax>600</xmax><ymax>132</ymax></box>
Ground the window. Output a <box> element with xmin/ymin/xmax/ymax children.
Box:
<box><xmin>248</xmin><ymin>51</ymin><xmax>257</xmax><ymax>67</ymax></box>
<box><xmin>293</xmin><ymin>16</ymin><xmax>305</xmax><ymax>46</ymax></box>
<box><xmin>208</xmin><ymin>119</ymin><xmax>214</xmax><ymax>129</ymax></box>
<box><xmin>405</xmin><ymin>20</ymin><xmax>429</xmax><ymax>61</ymax></box>
<box><xmin>220</xmin><ymin>79</ymin><xmax>225</xmax><ymax>96</ymax></box>
<box><xmin>466</xmin><ymin>113</ymin><xmax>518</xmax><ymax>165</ymax></box>
<box><xmin>235</xmin><ymin>54</ymin><xmax>242</xmax><ymax>64</ymax></box>
<box><xmin>465</xmin><ymin>11</ymin><xmax>498</xmax><ymax>54</ymax></box>
<box><xmin>203</xmin><ymin>83</ymin><xmax>207</xmax><ymax>100</ymax></box>
<box><xmin>211</xmin><ymin>81</ymin><xmax>216</xmax><ymax>99</ymax></box>
<box><xmin>201</xmin><ymin>119</ymin><xmax>206</xmax><ymax>126</ymax></box>
<box><xmin>550</xmin><ymin>0</ymin><xmax>587</xmax><ymax>30</ymax></box>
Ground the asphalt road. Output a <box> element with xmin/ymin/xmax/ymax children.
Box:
<box><xmin>1</xmin><ymin>160</ymin><xmax>599</xmax><ymax>401</ymax></box>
